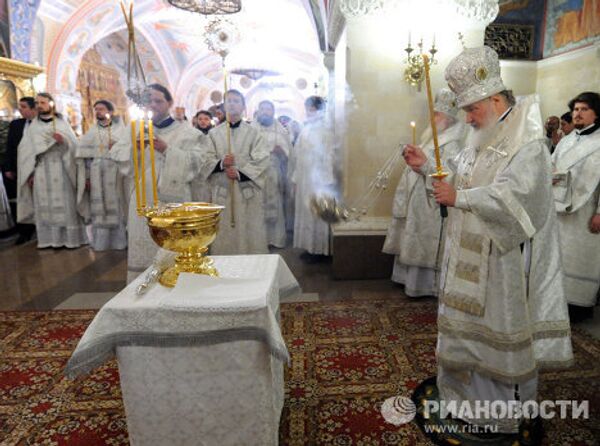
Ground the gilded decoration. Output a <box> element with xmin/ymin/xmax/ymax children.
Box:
<box><xmin>76</xmin><ymin>46</ymin><xmax>128</xmax><ymax>132</ymax></box>
<box><xmin>0</xmin><ymin>56</ymin><xmax>43</xmax><ymax>97</ymax></box>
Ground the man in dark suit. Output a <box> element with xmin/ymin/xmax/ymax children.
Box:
<box><xmin>2</xmin><ymin>96</ymin><xmax>36</xmax><ymax>244</ymax></box>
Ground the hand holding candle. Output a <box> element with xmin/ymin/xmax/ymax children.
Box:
<box><xmin>49</xmin><ymin>100</ymin><xmax>57</xmax><ymax>133</ymax></box>
<box><xmin>106</xmin><ymin>113</ymin><xmax>112</xmax><ymax>149</ymax></box>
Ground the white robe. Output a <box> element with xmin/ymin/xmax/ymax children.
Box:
<box><xmin>383</xmin><ymin>122</ymin><xmax>465</xmax><ymax>296</ymax></box>
<box><xmin>551</xmin><ymin>126</ymin><xmax>600</xmax><ymax>307</ymax></box>
<box><xmin>202</xmin><ymin>121</ymin><xmax>270</xmax><ymax>255</ymax></box>
<box><xmin>0</xmin><ymin>174</ymin><xmax>13</xmax><ymax>232</ymax></box>
<box><xmin>292</xmin><ymin>116</ymin><xmax>335</xmax><ymax>255</ymax></box>
<box><xmin>251</xmin><ymin>120</ymin><xmax>291</xmax><ymax>248</ymax></box>
<box><xmin>421</xmin><ymin>97</ymin><xmax>573</xmax><ymax>432</ymax></box>
<box><xmin>76</xmin><ymin>121</ymin><xmax>128</xmax><ymax>251</ymax></box>
<box><xmin>190</xmin><ymin>131</ymin><xmax>213</xmax><ymax>203</ymax></box>
<box><xmin>110</xmin><ymin>118</ymin><xmax>207</xmax><ymax>282</ymax></box>
<box><xmin>17</xmin><ymin>117</ymin><xmax>88</xmax><ymax>248</ymax></box>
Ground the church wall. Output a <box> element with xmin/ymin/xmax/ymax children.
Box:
<box><xmin>343</xmin><ymin>22</ymin><xmax>485</xmax><ymax>217</ymax></box>
<box><xmin>535</xmin><ymin>44</ymin><xmax>600</xmax><ymax>118</ymax></box>
<box><xmin>499</xmin><ymin>60</ymin><xmax>538</xmax><ymax>96</ymax></box>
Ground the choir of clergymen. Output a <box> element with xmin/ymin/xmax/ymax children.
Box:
<box><xmin>0</xmin><ymin>63</ymin><xmax>597</xmax><ymax>323</ymax></box>
<box><xmin>0</xmin><ymin>83</ymin><xmax>333</xmax><ymax>281</ymax></box>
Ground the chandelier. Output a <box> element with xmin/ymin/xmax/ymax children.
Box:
<box><xmin>339</xmin><ymin>0</ymin><xmax>498</xmax><ymax>25</ymax></box>
<box><xmin>166</xmin><ymin>0</ymin><xmax>241</xmax><ymax>15</ymax></box>
<box><xmin>229</xmin><ymin>68</ymin><xmax>279</xmax><ymax>81</ymax></box>
<box><xmin>339</xmin><ymin>0</ymin><xmax>384</xmax><ymax>18</ymax></box>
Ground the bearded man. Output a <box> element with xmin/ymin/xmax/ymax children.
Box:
<box><xmin>76</xmin><ymin>100</ymin><xmax>127</xmax><ymax>251</ymax></box>
<box><xmin>404</xmin><ymin>46</ymin><xmax>573</xmax><ymax>434</ymax></box>
<box><xmin>17</xmin><ymin>93</ymin><xmax>87</xmax><ymax>248</ymax></box>
<box><xmin>252</xmin><ymin>100</ymin><xmax>292</xmax><ymax>248</ymax></box>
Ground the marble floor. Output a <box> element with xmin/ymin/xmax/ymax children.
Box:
<box><xmin>1</xmin><ymin>237</ymin><xmax>598</xmax><ymax>339</ymax></box>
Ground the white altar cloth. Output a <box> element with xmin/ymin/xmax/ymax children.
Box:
<box><xmin>66</xmin><ymin>254</ymin><xmax>299</xmax><ymax>446</ymax></box>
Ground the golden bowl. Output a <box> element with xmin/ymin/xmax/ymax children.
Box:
<box><xmin>144</xmin><ymin>202</ymin><xmax>224</xmax><ymax>287</ymax></box>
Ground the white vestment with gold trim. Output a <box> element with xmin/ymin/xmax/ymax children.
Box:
<box><xmin>422</xmin><ymin>97</ymin><xmax>573</xmax><ymax>432</ymax></box>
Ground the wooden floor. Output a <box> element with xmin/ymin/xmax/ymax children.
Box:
<box><xmin>2</xmin><ymin>237</ymin><xmax>598</xmax><ymax>340</ymax></box>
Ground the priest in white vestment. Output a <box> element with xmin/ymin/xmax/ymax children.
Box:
<box><xmin>17</xmin><ymin>93</ymin><xmax>88</xmax><ymax>248</ymax></box>
<box><xmin>551</xmin><ymin>91</ymin><xmax>600</xmax><ymax>321</ymax></box>
<box><xmin>383</xmin><ymin>88</ymin><xmax>465</xmax><ymax>296</ymax></box>
<box><xmin>190</xmin><ymin>110</ymin><xmax>213</xmax><ymax>203</ymax></box>
<box><xmin>110</xmin><ymin>84</ymin><xmax>208</xmax><ymax>282</ymax></box>
<box><xmin>252</xmin><ymin>100</ymin><xmax>292</xmax><ymax>248</ymax></box>
<box><xmin>76</xmin><ymin>100</ymin><xmax>127</xmax><ymax>251</ymax></box>
<box><xmin>202</xmin><ymin>89</ymin><xmax>270</xmax><ymax>255</ymax></box>
<box><xmin>404</xmin><ymin>46</ymin><xmax>573</xmax><ymax>433</ymax></box>
<box><xmin>292</xmin><ymin>96</ymin><xmax>334</xmax><ymax>256</ymax></box>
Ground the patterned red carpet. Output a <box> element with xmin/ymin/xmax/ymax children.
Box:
<box><xmin>0</xmin><ymin>298</ymin><xmax>598</xmax><ymax>445</ymax></box>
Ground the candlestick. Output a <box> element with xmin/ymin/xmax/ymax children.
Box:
<box><xmin>49</xmin><ymin>101</ymin><xmax>56</xmax><ymax>133</ymax></box>
<box><xmin>410</xmin><ymin>121</ymin><xmax>416</xmax><ymax>146</ymax></box>
<box><xmin>223</xmin><ymin>66</ymin><xmax>235</xmax><ymax>228</ymax></box>
<box><xmin>106</xmin><ymin>113</ymin><xmax>112</xmax><ymax>149</ymax></box>
<box><xmin>131</xmin><ymin>117</ymin><xmax>141</xmax><ymax>212</ymax></box>
<box><xmin>140</xmin><ymin>112</ymin><xmax>146</xmax><ymax>209</ymax></box>
<box><xmin>422</xmin><ymin>54</ymin><xmax>448</xmax><ymax>218</ymax></box>
<box><xmin>148</xmin><ymin>111</ymin><xmax>158</xmax><ymax>207</ymax></box>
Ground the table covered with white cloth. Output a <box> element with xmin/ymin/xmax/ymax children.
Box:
<box><xmin>65</xmin><ymin>254</ymin><xmax>299</xmax><ymax>446</ymax></box>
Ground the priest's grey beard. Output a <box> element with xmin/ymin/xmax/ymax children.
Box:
<box><xmin>466</xmin><ymin>107</ymin><xmax>499</xmax><ymax>149</ymax></box>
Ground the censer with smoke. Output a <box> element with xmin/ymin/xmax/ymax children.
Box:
<box><xmin>312</xmin><ymin>54</ymin><xmax>448</xmax><ymax>223</ymax></box>
<box><xmin>309</xmin><ymin>144</ymin><xmax>405</xmax><ymax>223</ymax></box>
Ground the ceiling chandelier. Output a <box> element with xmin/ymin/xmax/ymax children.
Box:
<box><xmin>229</xmin><ymin>68</ymin><xmax>279</xmax><ymax>81</ymax></box>
<box><xmin>339</xmin><ymin>0</ymin><xmax>498</xmax><ymax>25</ymax></box>
<box><xmin>339</xmin><ymin>0</ymin><xmax>384</xmax><ymax>18</ymax></box>
<box><xmin>166</xmin><ymin>0</ymin><xmax>241</xmax><ymax>15</ymax></box>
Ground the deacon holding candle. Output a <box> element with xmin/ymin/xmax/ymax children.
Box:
<box><xmin>75</xmin><ymin>100</ymin><xmax>128</xmax><ymax>251</ymax></box>
<box><xmin>109</xmin><ymin>83</ymin><xmax>209</xmax><ymax>282</ymax></box>
<box><xmin>402</xmin><ymin>46</ymin><xmax>573</xmax><ymax>438</ymax></box>
<box><xmin>383</xmin><ymin>89</ymin><xmax>464</xmax><ymax>296</ymax></box>
<box><xmin>202</xmin><ymin>89</ymin><xmax>271</xmax><ymax>255</ymax></box>
<box><xmin>16</xmin><ymin>92</ymin><xmax>88</xmax><ymax>248</ymax></box>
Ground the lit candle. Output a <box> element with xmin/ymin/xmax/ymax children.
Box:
<box><xmin>432</xmin><ymin>33</ymin><xmax>436</xmax><ymax>48</ymax></box>
<box><xmin>148</xmin><ymin>111</ymin><xmax>158</xmax><ymax>207</ymax></box>
<box><xmin>410</xmin><ymin>121</ymin><xmax>416</xmax><ymax>145</ymax></box>
<box><xmin>106</xmin><ymin>113</ymin><xmax>112</xmax><ymax>149</ymax></box>
<box><xmin>131</xmin><ymin>114</ymin><xmax>141</xmax><ymax>211</ymax></box>
<box><xmin>139</xmin><ymin>111</ymin><xmax>146</xmax><ymax>209</ymax></box>
<box><xmin>408</xmin><ymin>31</ymin><xmax>411</xmax><ymax>47</ymax></box>
<box><xmin>49</xmin><ymin>100</ymin><xmax>56</xmax><ymax>133</ymax></box>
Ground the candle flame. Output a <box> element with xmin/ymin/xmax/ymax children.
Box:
<box><xmin>105</xmin><ymin>113</ymin><xmax>110</xmax><ymax>120</ymax></box>
<box><xmin>148</xmin><ymin>111</ymin><xmax>153</xmax><ymax>120</ymax></box>
<box><xmin>410</xmin><ymin>121</ymin><xmax>416</xmax><ymax>128</ymax></box>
